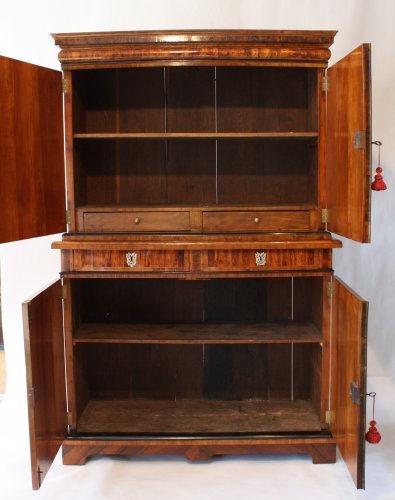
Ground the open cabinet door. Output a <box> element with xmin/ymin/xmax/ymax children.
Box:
<box><xmin>330</xmin><ymin>277</ymin><xmax>368</xmax><ymax>489</ymax></box>
<box><xmin>326</xmin><ymin>44</ymin><xmax>371</xmax><ymax>242</ymax></box>
<box><xmin>23</xmin><ymin>280</ymin><xmax>67</xmax><ymax>489</ymax></box>
<box><xmin>0</xmin><ymin>56</ymin><xmax>65</xmax><ymax>243</ymax></box>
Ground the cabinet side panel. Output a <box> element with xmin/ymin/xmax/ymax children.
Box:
<box><xmin>23</xmin><ymin>280</ymin><xmax>66</xmax><ymax>489</ymax></box>
<box><xmin>0</xmin><ymin>56</ymin><xmax>65</xmax><ymax>242</ymax></box>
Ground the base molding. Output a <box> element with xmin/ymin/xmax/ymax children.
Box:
<box><xmin>62</xmin><ymin>436</ymin><xmax>336</xmax><ymax>466</ymax></box>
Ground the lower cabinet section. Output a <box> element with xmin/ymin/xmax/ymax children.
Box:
<box><xmin>23</xmin><ymin>273</ymin><xmax>367</xmax><ymax>489</ymax></box>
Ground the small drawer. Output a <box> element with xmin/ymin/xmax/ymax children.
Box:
<box><xmin>202</xmin><ymin>249</ymin><xmax>329</xmax><ymax>271</ymax></box>
<box><xmin>83</xmin><ymin>211</ymin><xmax>191</xmax><ymax>232</ymax></box>
<box><xmin>202</xmin><ymin>211</ymin><xmax>311</xmax><ymax>232</ymax></box>
<box><xmin>72</xmin><ymin>250</ymin><xmax>190</xmax><ymax>272</ymax></box>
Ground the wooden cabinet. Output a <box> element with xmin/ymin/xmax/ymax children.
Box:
<box><xmin>1</xmin><ymin>30</ymin><xmax>371</xmax><ymax>489</ymax></box>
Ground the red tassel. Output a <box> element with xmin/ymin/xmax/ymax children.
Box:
<box><xmin>365</xmin><ymin>420</ymin><xmax>382</xmax><ymax>444</ymax></box>
<box><xmin>371</xmin><ymin>167</ymin><xmax>387</xmax><ymax>191</ymax></box>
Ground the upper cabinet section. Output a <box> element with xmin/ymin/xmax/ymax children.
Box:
<box><xmin>52</xmin><ymin>30</ymin><xmax>373</xmax><ymax>237</ymax></box>
<box><xmin>0</xmin><ymin>56</ymin><xmax>65</xmax><ymax>243</ymax></box>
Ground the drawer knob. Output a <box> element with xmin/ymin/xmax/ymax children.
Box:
<box><xmin>255</xmin><ymin>251</ymin><xmax>266</xmax><ymax>266</ymax></box>
<box><xmin>134</xmin><ymin>217</ymin><xmax>141</xmax><ymax>225</ymax></box>
<box><xmin>126</xmin><ymin>252</ymin><xmax>138</xmax><ymax>267</ymax></box>
<box><xmin>254</xmin><ymin>217</ymin><xmax>260</xmax><ymax>224</ymax></box>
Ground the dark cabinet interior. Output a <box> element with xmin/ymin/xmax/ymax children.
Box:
<box><xmin>71</xmin><ymin>66</ymin><xmax>318</xmax><ymax>213</ymax></box>
<box><xmin>69</xmin><ymin>277</ymin><xmax>323</xmax><ymax>436</ymax></box>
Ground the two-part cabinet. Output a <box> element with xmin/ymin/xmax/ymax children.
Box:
<box><xmin>0</xmin><ymin>30</ymin><xmax>372</xmax><ymax>489</ymax></box>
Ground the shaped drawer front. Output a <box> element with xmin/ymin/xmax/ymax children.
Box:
<box><xmin>72</xmin><ymin>250</ymin><xmax>189</xmax><ymax>272</ymax></box>
<box><xmin>202</xmin><ymin>211</ymin><xmax>312</xmax><ymax>232</ymax></box>
<box><xmin>82</xmin><ymin>211</ymin><xmax>191</xmax><ymax>232</ymax></box>
<box><xmin>202</xmin><ymin>249</ymin><xmax>330</xmax><ymax>271</ymax></box>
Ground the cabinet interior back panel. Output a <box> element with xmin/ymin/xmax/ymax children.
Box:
<box><xmin>74</xmin><ymin>278</ymin><xmax>297</xmax><ymax>324</ymax></box>
<box><xmin>217</xmin><ymin>139</ymin><xmax>317</xmax><ymax>205</ymax></box>
<box><xmin>73</xmin><ymin>68</ymin><xmax>166</xmax><ymax>133</ymax></box>
<box><xmin>216</xmin><ymin>67</ymin><xmax>318</xmax><ymax>132</ymax></box>
<box><xmin>166</xmin><ymin>67</ymin><xmax>216</xmax><ymax>133</ymax></box>
<box><xmin>75</xmin><ymin>342</ymin><xmax>320</xmax><ymax>404</ymax></box>
<box><xmin>74</xmin><ymin>139</ymin><xmax>217</xmax><ymax>205</ymax></box>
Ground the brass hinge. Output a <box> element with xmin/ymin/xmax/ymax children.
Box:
<box><xmin>327</xmin><ymin>280</ymin><xmax>334</xmax><ymax>297</ymax></box>
<box><xmin>37</xmin><ymin>466</ymin><xmax>43</xmax><ymax>488</ymax></box>
<box><xmin>350</xmin><ymin>381</ymin><xmax>361</xmax><ymax>404</ymax></box>
<box><xmin>322</xmin><ymin>75</ymin><xmax>329</xmax><ymax>92</ymax></box>
<box><xmin>28</xmin><ymin>387</ymin><xmax>35</xmax><ymax>407</ymax></box>
<box><xmin>65</xmin><ymin>209</ymin><xmax>72</xmax><ymax>225</ymax></box>
<box><xmin>61</xmin><ymin>285</ymin><xmax>67</xmax><ymax>300</ymax></box>
<box><xmin>354</xmin><ymin>131</ymin><xmax>366</xmax><ymax>149</ymax></box>
<box><xmin>321</xmin><ymin>208</ymin><xmax>329</xmax><ymax>224</ymax></box>
<box><xmin>66</xmin><ymin>411</ymin><xmax>73</xmax><ymax>426</ymax></box>
<box><xmin>325</xmin><ymin>410</ymin><xmax>335</xmax><ymax>424</ymax></box>
<box><xmin>62</xmin><ymin>77</ymin><xmax>69</xmax><ymax>94</ymax></box>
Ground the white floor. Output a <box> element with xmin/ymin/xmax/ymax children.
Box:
<box><xmin>0</xmin><ymin>376</ymin><xmax>394</xmax><ymax>500</ymax></box>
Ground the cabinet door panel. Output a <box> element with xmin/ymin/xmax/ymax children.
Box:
<box><xmin>331</xmin><ymin>277</ymin><xmax>368</xmax><ymax>489</ymax></box>
<box><xmin>23</xmin><ymin>279</ymin><xmax>67</xmax><ymax>489</ymax></box>
<box><xmin>0</xmin><ymin>56</ymin><xmax>65</xmax><ymax>243</ymax></box>
<box><xmin>326</xmin><ymin>44</ymin><xmax>371</xmax><ymax>242</ymax></box>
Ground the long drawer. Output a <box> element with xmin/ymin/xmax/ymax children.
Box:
<box><xmin>200</xmin><ymin>249</ymin><xmax>331</xmax><ymax>271</ymax></box>
<box><xmin>71</xmin><ymin>249</ymin><xmax>189</xmax><ymax>272</ymax></box>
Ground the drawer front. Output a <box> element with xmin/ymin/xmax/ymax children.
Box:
<box><xmin>202</xmin><ymin>211</ymin><xmax>311</xmax><ymax>232</ymax></box>
<box><xmin>83</xmin><ymin>211</ymin><xmax>191</xmax><ymax>232</ymax></box>
<box><xmin>72</xmin><ymin>250</ymin><xmax>189</xmax><ymax>272</ymax></box>
<box><xmin>202</xmin><ymin>249</ymin><xmax>329</xmax><ymax>271</ymax></box>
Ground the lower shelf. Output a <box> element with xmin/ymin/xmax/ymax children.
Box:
<box><xmin>77</xmin><ymin>399</ymin><xmax>322</xmax><ymax>434</ymax></box>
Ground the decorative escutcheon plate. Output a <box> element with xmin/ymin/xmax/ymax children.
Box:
<box><xmin>255</xmin><ymin>251</ymin><xmax>266</xmax><ymax>266</ymax></box>
<box><xmin>126</xmin><ymin>251</ymin><xmax>137</xmax><ymax>267</ymax></box>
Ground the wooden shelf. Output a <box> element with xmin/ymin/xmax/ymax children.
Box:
<box><xmin>76</xmin><ymin>203</ymin><xmax>315</xmax><ymax>211</ymax></box>
<box><xmin>73</xmin><ymin>132</ymin><xmax>318</xmax><ymax>139</ymax></box>
<box><xmin>77</xmin><ymin>399</ymin><xmax>322</xmax><ymax>434</ymax></box>
<box><xmin>74</xmin><ymin>322</ymin><xmax>321</xmax><ymax>344</ymax></box>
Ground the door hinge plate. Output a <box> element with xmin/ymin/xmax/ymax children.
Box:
<box><xmin>62</xmin><ymin>78</ymin><xmax>69</xmax><ymax>94</ymax></box>
<box><xmin>322</xmin><ymin>75</ymin><xmax>329</xmax><ymax>92</ymax></box>
<box><xmin>325</xmin><ymin>410</ymin><xmax>335</xmax><ymax>424</ymax></box>
<box><xmin>28</xmin><ymin>387</ymin><xmax>35</xmax><ymax>407</ymax></box>
<box><xmin>61</xmin><ymin>285</ymin><xmax>67</xmax><ymax>300</ymax></box>
<box><xmin>65</xmin><ymin>210</ymin><xmax>72</xmax><ymax>225</ymax></box>
<box><xmin>354</xmin><ymin>131</ymin><xmax>366</xmax><ymax>149</ymax></box>
<box><xmin>37</xmin><ymin>466</ymin><xmax>43</xmax><ymax>488</ymax></box>
<box><xmin>322</xmin><ymin>208</ymin><xmax>329</xmax><ymax>224</ymax></box>
<box><xmin>350</xmin><ymin>381</ymin><xmax>361</xmax><ymax>404</ymax></box>
<box><xmin>66</xmin><ymin>411</ymin><xmax>73</xmax><ymax>426</ymax></box>
<box><xmin>327</xmin><ymin>280</ymin><xmax>333</xmax><ymax>297</ymax></box>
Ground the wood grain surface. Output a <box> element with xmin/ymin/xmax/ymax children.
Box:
<box><xmin>326</xmin><ymin>45</ymin><xmax>371</xmax><ymax>242</ymax></box>
<box><xmin>330</xmin><ymin>277</ymin><xmax>368</xmax><ymax>488</ymax></box>
<box><xmin>0</xmin><ymin>56</ymin><xmax>65</xmax><ymax>242</ymax></box>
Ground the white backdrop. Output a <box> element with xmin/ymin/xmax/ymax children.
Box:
<box><xmin>0</xmin><ymin>0</ymin><xmax>394</xmax><ymax>378</ymax></box>
<box><xmin>0</xmin><ymin>1</ymin><xmax>394</xmax><ymax>498</ymax></box>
